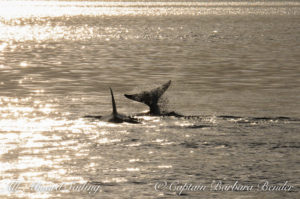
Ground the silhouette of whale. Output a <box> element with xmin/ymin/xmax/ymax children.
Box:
<box><xmin>85</xmin><ymin>88</ymin><xmax>140</xmax><ymax>124</ymax></box>
<box><xmin>124</xmin><ymin>80</ymin><xmax>184</xmax><ymax>117</ymax></box>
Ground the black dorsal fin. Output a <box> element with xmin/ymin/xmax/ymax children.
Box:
<box><xmin>110</xmin><ymin>87</ymin><xmax>117</xmax><ymax>116</ymax></box>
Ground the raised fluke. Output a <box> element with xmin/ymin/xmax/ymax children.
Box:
<box><xmin>124</xmin><ymin>80</ymin><xmax>171</xmax><ymax>115</ymax></box>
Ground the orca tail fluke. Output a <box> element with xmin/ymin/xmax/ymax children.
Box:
<box><xmin>109</xmin><ymin>87</ymin><xmax>117</xmax><ymax>116</ymax></box>
<box><xmin>124</xmin><ymin>80</ymin><xmax>171</xmax><ymax>115</ymax></box>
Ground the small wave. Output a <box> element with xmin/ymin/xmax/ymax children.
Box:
<box><xmin>180</xmin><ymin>141</ymin><xmax>199</xmax><ymax>149</ymax></box>
<box><xmin>271</xmin><ymin>143</ymin><xmax>300</xmax><ymax>149</ymax></box>
<box><xmin>218</xmin><ymin>115</ymin><xmax>300</xmax><ymax>123</ymax></box>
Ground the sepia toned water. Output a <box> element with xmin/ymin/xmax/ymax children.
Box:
<box><xmin>0</xmin><ymin>0</ymin><xmax>300</xmax><ymax>198</ymax></box>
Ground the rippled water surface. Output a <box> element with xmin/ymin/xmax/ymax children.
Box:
<box><xmin>0</xmin><ymin>0</ymin><xmax>300</xmax><ymax>198</ymax></box>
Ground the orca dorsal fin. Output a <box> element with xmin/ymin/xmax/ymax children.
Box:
<box><xmin>110</xmin><ymin>87</ymin><xmax>117</xmax><ymax>116</ymax></box>
<box><xmin>124</xmin><ymin>80</ymin><xmax>171</xmax><ymax>115</ymax></box>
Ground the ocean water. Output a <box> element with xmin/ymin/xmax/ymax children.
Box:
<box><xmin>0</xmin><ymin>0</ymin><xmax>300</xmax><ymax>198</ymax></box>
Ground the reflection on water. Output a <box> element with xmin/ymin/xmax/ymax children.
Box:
<box><xmin>0</xmin><ymin>0</ymin><xmax>300</xmax><ymax>198</ymax></box>
<box><xmin>1</xmin><ymin>1</ymin><xmax>299</xmax><ymax>19</ymax></box>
